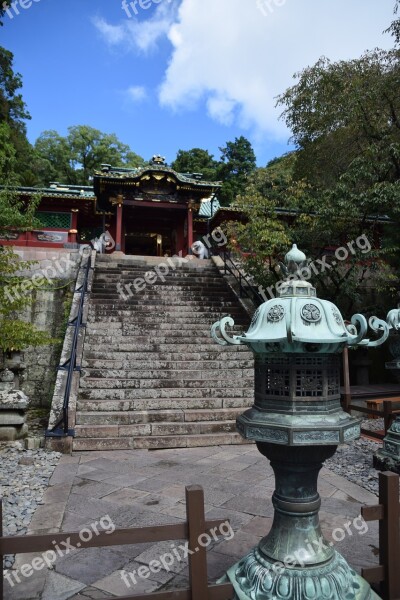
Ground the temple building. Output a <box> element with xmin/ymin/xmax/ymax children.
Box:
<box><xmin>0</xmin><ymin>156</ymin><xmax>222</xmax><ymax>256</ymax></box>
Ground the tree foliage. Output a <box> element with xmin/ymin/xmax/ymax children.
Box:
<box><xmin>34</xmin><ymin>125</ymin><xmax>145</xmax><ymax>186</ymax></box>
<box><xmin>226</xmin><ymin>158</ymin><xmax>397</xmax><ymax>316</ymax></box>
<box><xmin>218</xmin><ymin>136</ymin><xmax>257</xmax><ymax>206</ymax></box>
<box><xmin>171</xmin><ymin>148</ymin><xmax>220</xmax><ymax>181</ymax></box>
<box><xmin>0</xmin><ymin>189</ymin><xmax>56</xmax><ymax>353</ymax></box>
<box><xmin>172</xmin><ymin>136</ymin><xmax>257</xmax><ymax>206</ymax></box>
<box><xmin>0</xmin><ymin>46</ymin><xmax>35</xmax><ymax>185</ymax></box>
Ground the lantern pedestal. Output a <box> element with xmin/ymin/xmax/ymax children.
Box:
<box><xmin>224</xmin><ymin>444</ymin><xmax>379</xmax><ymax>600</ymax></box>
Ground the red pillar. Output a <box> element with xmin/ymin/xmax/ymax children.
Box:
<box><xmin>187</xmin><ymin>205</ymin><xmax>194</xmax><ymax>254</ymax></box>
<box><xmin>114</xmin><ymin>197</ymin><xmax>124</xmax><ymax>252</ymax></box>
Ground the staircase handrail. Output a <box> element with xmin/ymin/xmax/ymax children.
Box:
<box><xmin>45</xmin><ymin>252</ymin><xmax>93</xmax><ymax>438</ymax></box>
<box><xmin>213</xmin><ymin>246</ymin><xmax>264</xmax><ymax>307</ymax></box>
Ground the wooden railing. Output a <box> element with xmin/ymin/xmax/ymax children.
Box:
<box><xmin>361</xmin><ymin>471</ymin><xmax>400</xmax><ymax>599</ymax></box>
<box><xmin>0</xmin><ymin>486</ymin><xmax>234</xmax><ymax>600</ymax></box>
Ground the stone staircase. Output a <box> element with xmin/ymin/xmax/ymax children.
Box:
<box><xmin>73</xmin><ymin>255</ymin><xmax>254</xmax><ymax>451</ymax></box>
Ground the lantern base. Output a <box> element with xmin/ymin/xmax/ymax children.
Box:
<box><xmin>222</xmin><ymin>548</ymin><xmax>381</xmax><ymax>600</ymax></box>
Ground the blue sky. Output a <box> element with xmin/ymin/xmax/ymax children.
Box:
<box><xmin>1</xmin><ymin>0</ymin><xmax>395</xmax><ymax>167</ymax></box>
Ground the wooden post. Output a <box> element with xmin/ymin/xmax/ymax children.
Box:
<box><xmin>187</xmin><ymin>206</ymin><xmax>194</xmax><ymax>254</ymax></box>
<box><xmin>115</xmin><ymin>199</ymin><xmax>124</xmax><ymax>252</ymax></box>
<box><xmin>186</xmin><ymin>485</ymin><xmax>208</xmax><ymax>600</ymax></box>
<box><xmin>380</xmin><ymin>472</ymin><xmax>400</xmax><ymax>599</ymax></box>
<box><xmin>343</xmin><ymin>347</ymin><xmax>351</xmax><ymax>413</ymax></box>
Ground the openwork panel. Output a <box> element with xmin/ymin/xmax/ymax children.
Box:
<box><xmin>295</xmin><ymin>369</ymin><xmax>323</xmax><ymax>398</ymax></box>
<box><xmin>266</xmin><ymin>368</ymin><xmax>290</xmax><ymax>397</ymax></box>
<box><xmin>35</xmin><ymin>212</ymin><xmax>72</xmax><ymax>229</ymax></box>
<box><xmin>294</xmin><ymin>356</ymin><xmax>324</xmax><ymax>367</ymax></box>
<box><xmin>327</xmin><ymin>371</ymin><xmax>340</xmax><ymax>396</ymax></box>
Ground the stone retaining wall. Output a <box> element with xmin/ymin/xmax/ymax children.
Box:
<box><xmin>1</xmin><ymin>248</ymin><xmax>85</xmax><ymax>408</ymax></box>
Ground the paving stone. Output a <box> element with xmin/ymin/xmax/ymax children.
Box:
<box><xmin>92</xmin><ymin>569</ymin><xmax>160</xmax><ymax>595</ymax></box>
<box><xmin>123</xmin><ymin>558</ymin><xmax>176</xmax><ymax>584</ymax></box>
<box><xmin>68</xmin><ymin>586</ymin><xmax>115</xmax><ymax>599</ymax></box>
<box><xmin>41</xmin><ymin>482</ymin><xmax>74</xmax><ymax>504</ymax></box>
<box><xmin>71</xmin><ymin>479</ymin><xmax>122</xmax><ymax>499</ymax></box>
<box><xmin>100</xmin><ymin>488</ymin><xmax>150</xmax><ymax>505</ymax></box>
<box><xmin>55</xmin><ymin>547</ymin><xmax>128</xmax><ymax>586</ymax></box>
<box><xmin>241</xmin><ymin>515</ymin><xmax>273</xmax><ymax>537</ymax></box>
<box><xmin>41</xmin><ymin>571</ymin><xmax>85</xmax><ymax>600</ymax></box>
<box><xmin>5</xmin><ymin>567</ymin><xmax>47</xmax><ymax>600</ymax></box>
<box><xmin>221</xmin><ymin>494</ymin><xmax>276</xmax><ymax>518</ymax></box>
<box><xmin>29</xmin><ymin>501</ymin><xmax>67</xmax><ymax>530</ymax></box>
<box><xmin>134</xmin><ymin>541</ymin><xmax>189</xmax><ymax>575</ymax></box>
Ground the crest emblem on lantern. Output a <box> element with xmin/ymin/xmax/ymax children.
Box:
<box><xmin>267</xmin><ymin>305</ymin><xmax>285</xmax><ymax>323</ymax></box>
<box><xmin>301</xmin><ymin>303</ymin><xmax>321</xmax><ymax>323</ymax></box>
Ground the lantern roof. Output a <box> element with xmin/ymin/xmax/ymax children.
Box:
<box><xmin>211</xmin><ymin>245</ymin><xmax>389</xmax><ymax>353</ymax></box>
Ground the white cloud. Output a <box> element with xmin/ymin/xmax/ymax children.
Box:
<box><xmin>93</xmin><ymin>2</ymin><xmax>178</xmax><ymax>53</ymax></box>
<box><xmin>94</xmin><ymin>0</ymin><xmax>395</xmax><ymax>141</ymax></box>
<box><xmin>126</xmin><ymin>85</ymin><xmax>148</xmax><ymax>102</ymax></box>
<box><xmin>92</xmin><ymin>16</ymin><xmax>125</xmax><ymax>45</ymax></box>
<box><xmin>158</xmin><ymin>0</ymin><xmax>394</xmax><ymax>140</ymax></box>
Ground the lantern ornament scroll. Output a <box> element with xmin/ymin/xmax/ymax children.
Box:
<box><xmin>211</xmin><ymin>244</ymin><xmax>387</xmax><ymax>600</ymax></box>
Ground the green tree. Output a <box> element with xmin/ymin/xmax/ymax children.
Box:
<box><xmin>218</xmin><ymin>136</ymin><xmax>257</xmax><ymax>205</ymax></box>
<box><xmin>0</xmin><ymin>189</ymin><xmax>55</xmax><ymax>353</ymax></box>
<box><xmin>34</xmin><ymin>125</ymin><xmax>145</xmax><ymax>185</ymax></box>
<box><xmin>0</xmin><ymin>46</ymin><xmax>35</xmax><ymax>185</ymax></box>
<box><xmin>277</xmin><ymin>50</ymin><xmax>400</xmax><ymax>200</ymax></box>
<box><xmin>227</xmin><ymin>150</ymin><xmax>398</xmax><ymax>316</ymax></box>
<box><xmin>386</xmin><ymin>1</ymin><xmax>400</xmax><ymax>45</ymax></box>
<box><xmin>171</xmin><ymin>148</ymin><xmax>220</xmax><ymax>181</ymax></box>
<box><xmin>34</xmin><ymin>130</ymin><xmax>75</xmax><ymax>185</ymax></box>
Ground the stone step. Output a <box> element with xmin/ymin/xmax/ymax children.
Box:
<box><xmin>81</xmin><ymin>368</ymin><xmax>253</xmax><ymax>379</ymax></box>
<box><xmin>83</xmin><ymin>333</ymin><xmax>243</xmax><ymax>344</ymax></box>
<box><xmin>75</xmin><ymin>407</ymin><xmax>245</xmax><ymax>425</ymax></box>
<box><xmin>74</xmin><ymin>419</ymin><xmax>237</xmax><ymax>439</ymax></box>
<box><xmin>82</xmin><ymin>343</ymin><xmax>250</xmax><ymax>353</ymax></box>
<box><xmin>86</xmin><ymin>319</ymin><xmax>247</xmax><ymax>337</ymax></box>
<box><xmin>72</xmin><ymin>256</ymin><xmax>254</xmax><ymax>451</ymax></box>
<box><xmin>94</xmin><ymin>282</ymin><xmax>225</xmax><ymax>289</ymax></box>
<box><xmin>78</xmin><ymin>388</ymin><xmax>253</xmax><ymax>402</ymax></box>
<box><xmin>91</xmin><ymin>292</ymin><xmax>235</xmax><ymax>300</ymax></box>
<box><xmin>79</xmin><ymin>376</ymin><xmax>253</xmax><ymax>390</ymax></box>
<box><xmin>87</xmin><ymin>318</ymin><xmax>245</xmax><ymax>326</ymax></box>
<box><xmin>72</xmin><ymin>432</ymin><xmax>249</xmax><ymax>451</ymax></box>
<box><xmin>87</xmin><ymin>310</ymin><xmax>246</xmax><ymax>319</ymax></box>
<box><xmin>82</xmin><ymin>350</ymin><xmax>252</xmax><ymax>362</ymax></box>
<box><xmin>89</xmin><ymin>299</ymin><xmax>241</xmax><ymax>307</ymax></box>
<box><xmin>81</xmin><ymin>358</ymin><xmax>254</xmax><ymax>370</ymax></box>
<box><xmin>94</xmin><ymin>273</ymin><xmax>223</xmax><ymax>281</ymax></box>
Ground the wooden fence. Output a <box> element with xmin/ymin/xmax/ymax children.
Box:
<box><xmin>362</xmin><ymin>471</ymin><xmax>400</xmax><ymax>600</ymax></box>
<box><xmin>2</xmin><ymin>475</ymin><xmax>399</xmax><ymax>599</ymax></box>
<box><xmin>342</xmin><ymin>349</ymin><xmax>400</xmax><ymax>441</ymax></box>
<box><xmin>0</xmin><ymin>485</ymin><xmax>234</xmax><ymax>600</ymax></box>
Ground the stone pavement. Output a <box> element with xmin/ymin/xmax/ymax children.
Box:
<box><xmin>5</xmin><ymin>445</ymin><xmax>379</xmax><ymax>600</ymax></box>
